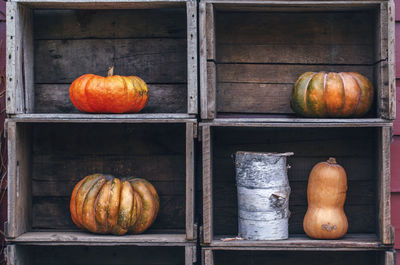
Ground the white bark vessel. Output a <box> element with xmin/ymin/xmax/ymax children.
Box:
<box><xmin>235</xmin><ymin>151</ymin><xmax>293</xmax><ymax>240</ymax></box>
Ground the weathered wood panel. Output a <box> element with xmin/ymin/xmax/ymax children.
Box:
<box><xmin>211</xmin><ymin>126</ymin><xmax>378</xmax><ymax>236</ymax></box>
<box><xmin>214</xmin><ymin>10</ymin><xmax>379</xmax><ymax>115</ymax></box>
<box><xmin>30</xmin><ymin>246</ymin><xmax>185</xmax><ymax>265</ymax></box>
<box><xmin>34</xmin><ymin>9</ymin><xmax>186</xmax><ymax>40</ymax></box>
<box><xmin>28</xmin><ymin>123</ymin><xmax>187</xmax><ymax>232</ymax></box>
<box><xmin>34</xmin><ymin>84</ymin><xmax>187</xmax><ymax>113</ymax></box>
<box><xmin>213</xmin><ymin>250</ymin><xmax>381</xmax><ymax>265</ymax></box>
<box><xmin>34</xmin><ymin>39</ymin><xmax>187</xmax><ymax>84</ymax></box>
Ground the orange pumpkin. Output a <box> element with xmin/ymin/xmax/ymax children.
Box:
<box><xmin>70</xmin><ymin>174</ymin><xmax>159</xmax><ymax>235</ymax></box>
<box><xmin>303</xmin><ymin>158</ymin><xmax>348</xmax><ymax>239</ymax></box>
<box><xmin>290</xmin><ymin>72</ymin><xmax>374</xmax><ymax>117</ymax></box>
<box><xmin>69</xmin><ymin>67</ymin><xmax>149</xmax><ymax>113</ymax></box>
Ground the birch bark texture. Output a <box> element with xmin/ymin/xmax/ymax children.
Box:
<box><xmin>235</xmin><ymin>151</ymin><xmax>293</xmax><ymax>240</ymax></box>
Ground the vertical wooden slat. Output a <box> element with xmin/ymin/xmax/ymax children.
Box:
<box><xmin>206</xmin><ymin>3</ymin><xmax>216</xmax><ymax>61</ymax></box>
<box><xmin>385</xmin><ymin>250</ymin><xmax>396</xmax><ymax>265</ymax></box>
<box><xmin>202</xmin><ymin>125</ymin><xmax>213</xmax><ymax>244</ymax></box>
<box><xmin>6</xmin><ymin>2</ymin><xmax>33</xmax><ymax>114</ymax></box>
<box><xmin>186</xmin><ymin>0</ymin><xmax>198</xmax><ymax>115</ymax></box>
<box><xmin>202</xmin><ymin>249</ymin><xmax>214</xmax><ymax>265</ymax></box>
<box><xmin>185</xmin><ymin>246</ymin><xmax>197</xmax><ymax>265</ymax></box>
<box><xmin>378</xmin><ymin>125</ymin><xmax>393</xmax><ymax>244</ymax></box>
<box><xmin>387</xmin><ymin>0</ymin><xmax>396</xmax><ymax>120</ymax></box>
<box><xmin>186</xmin><ymin>122</ymin><xmax>196</xmax><ymax>240</ymax></box>
<box><xmin>207</xmin><ymin>61</ymin><xmax>217</xmax><ymax>118</ymax></box>
<box><xmin>200</xmin><ymin>1</ymin><xmax>217</xmax><ymax>119</ymax></box>
<box><xmin>7</xmin><ymin>121</ymin><xmax>31</xmax><ymax>238</ymax></box>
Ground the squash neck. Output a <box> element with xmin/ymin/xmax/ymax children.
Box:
<box><xmin>327</xmin><ymin>157</ymin><xmax>337</xmax><ymax>164</ymax></box>
<box><xmin>107</xmin><ymin>66</ymin><xmax>114</xmax><ymax>77</ymax></box>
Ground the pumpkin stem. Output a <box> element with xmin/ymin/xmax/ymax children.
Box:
<box><xmin>107</xmin><ymin>66</ymin><xmax>114</xmax><ymax>77</ymax></box>
<box><xmin>327</xmin><ymin>157</ymin><xmax>337</xmax><ymax>164</ymax></box>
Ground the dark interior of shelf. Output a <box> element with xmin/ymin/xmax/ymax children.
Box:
<box><xmin>214</xmin><ymin>250</ymin><xmax>383</xmax><ymax>265</ymax></box>
<box><xmin>17</xmin><ymin>245</ymin><xmax>184</xmax><ymax>265</ymax></box>
<box><xmin>214</xmin><ymin>9</ymin><xmax>378</xmax><ymax>117</ymax></box>
<box><xmin>212</xmin><ymin>126</ymin><xmax>378</xmax><ymax>236</ymax></box>
<box><xmin>33</xmin><ymin>8</ymin><xmax>187</xmax><ymax>114</ymax></box>
<box><xmin>27</xmin><ymin>123</ymin><xmax>186</xmax><ymax>233</ymax></box>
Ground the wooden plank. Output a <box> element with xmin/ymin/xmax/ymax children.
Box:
<box><xmin>34</xmin><ymin>38</ymin><xmax>187</xmax><ymax>84</ymax></box>
<box><xmin>206</xmin><ymin>0</ymin><xmax>384</xmax><ymax>5</ymax></box>
<box><xmin>202</xmin><ymin>249</ymin><xmax>214</xmax><ymax>265</ymax></box>
<box><xmin>217</xmin><ymin>83</ymin><xmax>293</xmax><ymax>114</ymax></box>
<box><xmin>210</xmin><ymin>234</ymin><xmax>383</xmax><ymax>249</ymax></box>
<box><xmin>11</xmin><ymin>1</ymin><xmax>186</xmax><ymax>10</ymax></box>
<box><xmin>187</xmin><ymin>0</ymin><xmax>198</xmax><ymax>115</ymax></box>
<box><xmin>186</xmin><ymin>122</ymin><xmax>196</xmax><ymax>240</ymax></box>
<box><xmin>185</xmin><ymin>245</ymin><xmax>197</xmax><ymax>265</ymax></box>
<box><xmin>30</xmin><ymin>245</ymin><xmax>186</xmax><ymax>265</ymax></box>
<box><xmin>212</xmin><ymin>249</ymin><xmax>380</xmax><ymax>265</ymax></box>
<box><xmin>385</xmin><ymin>251</ymin><xmax>396</xmax><ymax>265</ymax></box>
<box><xmin>387</xmin><ymin>0</ymin><xmax>396</xmax><ymax>120</ymax></box>
<box><xmin>7</xmin><ymin>232</ymin><xmax>191</xmax><ymax>246</ymax></box>
<box><xmin>217</xmin><ymin>64</ymin><xmax>374</xmax><ymax>84</ymax></box>
<box><xmin>34</xmin><ymin>84</ymin><xmax>187</xmax><ymax>114</ymax></box>
<box><xmin>10</xmin><ymin>113</ymin><xmax>196</xmax><ymax>122</ymax></box>
<box><xmin>378</xmin><ymin>126</ymin><xmax>394</xmax><ymax>244</ymax></box>
<box><xmin>202</xmin><ymin>126</ymin><xmax>213</xmax><ymax>244</ymax></box>
<box><xmin>7</xmin><ymin>121</ymin><xmax>31</xmax><ymax>238</ymax></box>
<box><xmin>34</xmin><ymin>9</ymin><xmax>186</xmax><ymax>40</ymax></box>
<box><xmin>206</xmin><ymin>3</ymin><xmax>216</xmax><ymax>61</ymax></box>
<box><xmin>199</xmin><ymin>0</ymin><xmax>210</xmax><ymax>119</ymax></box>
<box><xmin>6</xmin><ymin>2</ymin><xmax>33</xmax><ymax>114</ymax></box>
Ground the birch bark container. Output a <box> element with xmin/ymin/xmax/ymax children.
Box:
<box><xmin>235</xmin><ymin>151</ymin><xmax>294</xmax><ymax>240</ymax></box>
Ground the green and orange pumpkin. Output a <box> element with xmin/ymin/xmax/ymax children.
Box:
<box><xmin>70</xmin><ymin>174</ymin><xmax>159</xmax><ymax>235</ymax></box>
<box><xmin>69</xmin><ymin>67</ymin><xmax>149</xmax><ymax>113</ymax></box>
<box><xmin>290</xmin><ymin>72</ymin><xmax>374</xmax><ymax>117</ymax></box>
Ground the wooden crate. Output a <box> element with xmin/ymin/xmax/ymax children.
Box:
<box><xmin>5</xmin><ymin>119</ymin><xmax>197</xmax><ymax>243</ymax></box>
<box><xmin>6</xmin><ymin>0</ymin><xmax>197</xmax><ymax>117</ymax></box>
<box><xmin>201</xmin><ymin>122</ymin><xmax>394</xmax><ymax>248</ymax></box>
<box><xmin>6</xmin><ymin>244</ymin><xmax>197</xmax><ymax>265</ymax></box>
<box><xmin>199</xmin><ymin>0</ymin><xmax>395</xmax><ymax>120</ymax></box>
<box><xmin>201</xmin><ymin>248</ymin><xmax>396</xmax><ymax>265</ymax></box>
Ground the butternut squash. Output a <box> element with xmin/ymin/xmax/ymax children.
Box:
<box><xmin>303</xmin><ymin>158</ymin><xmax>348</xmax><ymax>239</ymax></box>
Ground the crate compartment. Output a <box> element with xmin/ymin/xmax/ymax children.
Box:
<box><xmin>201</xmin><ymin>124</ymin><xmax>392</xmax><ymax>247</ymax></box>
<box><xmin>202</xmin><ymin>249</ymin><xmax>395</xmax><ymax>265</ymax></box>
<box><xmin>7</xmin><ymin>1</ymin><xmax>197</xmax><ymax>115</ymax></box>
<box><xmin>7</xmin><ymin>245</ymin><xmax>196</xmax><ymax>265</ymax></box>
<box><xmin>199</xmin><ymin>2</ymin><xmax>395</xmax><ymax>119</ymax></box>
<box><xmin>7</xmin><ymin>121</ymin><xmax>196</xmax><ymax>242</ymax></box>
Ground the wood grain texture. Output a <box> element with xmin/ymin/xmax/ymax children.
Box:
<box><xmin>185</xmin><ymin>122</ymin><xmax>196</xmax><ymax>240</ymax></box>
<box><xmin>387</xmin><ymin>0</ymin><xmax>396</xmax><ymax>120</ymax></box>
<box><xmin>24</xmin><ymin>123</ymin><xmax>188</xmax><ymax>232</ymax></box>
<box><xmin>210</xmin><ymin>234</ymin><xmax>385</xmax><ymax>249</ymax></box>
<box><xmin>385</xmin><ymin>250</ymin><xmax>396</xmax><ymax>265</ymax></box>
<box><xmin>7</xmin><ymin>122</ymin><xmax>32</xmax><ymax>238</ymax></box>
<box><xmin>212</xmin><ymin>250</ymin><xmax>383</xmax><ymax>265</ymax></box>
<box><xmin>6</xmin><ymin>2</ymin><xmax>34</xmax><ymax>114</ymax></box>
<box><xmin>26</xmin><ymin>245</ymin><xmax>186</xmax><ymax>265</ymax></box>
<box><xmin>206</xmin><ymin>3</ymin><xmax>216</xmax><ymax>61</ymax></box>
<box><xmin>378</xmin><ymin>126</ymin><xmax>393</xmax><ymax>244</ymax></box>
<box><xmin>212</xmin><ymin>9</ymin><xmax>381</xmax><ymax>115</ymax></box>
<box><xmin>202</xmin><ymin>126</ymin><xmax>213</xmax><ymax>243</ymax></box>
<box><xmin>202</xmin><ymin>249</ymin><xmax>214</xmax><ymax>265</ymax></box>
<box><xmin>34</xmin><ymin>84</ymin><xmax>187</xmax><ymax>114</ymax></box>
<box><xmin>185</xmin><ymin>245</ymin><xmax>197</xmax><ymax>265</ymax></box>
<box><xmin>186</xmin><ymin>0</ymin><xmax>198</xmax><ymax>114</ymax></box>
<box><xmin>8</xmin><ymin>232</ymin><xmax>192</xmax><ymax>246</ymax></box>
<box><xmin>210</xmin><ymin>126</ymin><xmax>379</xmax><ymax>236</ymax></box>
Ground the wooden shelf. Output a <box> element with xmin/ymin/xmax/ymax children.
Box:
<box><xmin>7</xmin><ymin>232</ymin><xmax>195</xmax><ymax>246</ymax></box>
<box><xmin>8</xmin><ymin>113</ymin><xmax>197</xmax><ymax>123</ymax></box>
<box><xmin>201</xmin><ymin>118</ymin><xmax>392</xmax><ymax>128</ymax></box>
<box><xmin>204</xmin><ymin>234</ymin><xmax>390</xmax><ymax>251</ymax></box>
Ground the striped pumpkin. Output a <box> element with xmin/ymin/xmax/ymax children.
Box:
<box><xmin>70</xmin><ymin>174</ymin><xmax>159</xmax><ymax>235</ymax></box>
<box><xmin>290</xmin><ymin>72</ymin><xmax>374</xmax><ymax>117</ymax></box>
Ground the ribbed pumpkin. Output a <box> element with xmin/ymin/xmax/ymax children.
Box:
<box><xmin>303</xmin><ymin>158</ymin><xmax>348</xmax><ymax>239</ymax></box>
<box><xmin>69</xmin><ymin>67</ymin><xmax>149</xmax><ymax>113</ymax></box>
<box><xmin>70</xmin><ymin>174</ymin><xmax>159</xmax><ymax>235</ymax></box>
<box><xmin>290</xmin><ymin>72</ymin><xmax>374</xmax><ymax>117</ymax></box>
